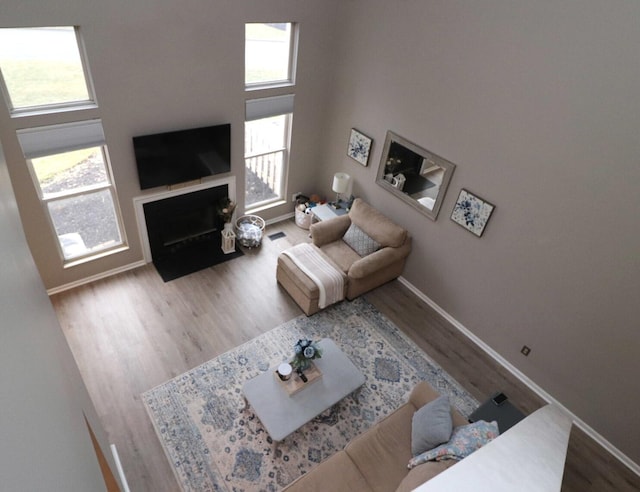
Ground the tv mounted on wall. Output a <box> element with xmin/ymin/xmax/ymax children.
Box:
<box><xmin>133</xmin><ymin>123</ymin><xmax>231</xmax><ymax>190</ymax></box>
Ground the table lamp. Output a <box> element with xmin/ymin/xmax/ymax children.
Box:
<box><xmin>332</xmin><ymin>172</ymin><xmax>350</xmax><ymax>208</ymax></box>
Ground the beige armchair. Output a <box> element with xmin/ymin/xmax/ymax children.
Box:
<box><xmin>310</xmin><ymin>198</ymin><xmax>411</xmax><ymax>300</ymax></box>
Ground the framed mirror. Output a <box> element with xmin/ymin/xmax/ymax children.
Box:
<box><xmin>376</xmin><ymin>131</ymin><xmax>456</xmax><ymax>220</ymax></box>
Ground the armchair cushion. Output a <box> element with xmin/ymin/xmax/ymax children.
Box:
<box><xmin>310</xmin><ymin>214</ymin><xmax>351</xmax><ymax>247</ymax></box>
<box><xmin>320</xmin><ymin>240</ymin><xmax>361</xmax><ymax>274</ymax></box>
<box><xmin>348</xmin><ymin>238</ymin><xmax>412</xmax><ymax>279</ymax></box>
<box><xmin>349</xmin><ymin>198</ymin><xmax>407</xmax><ymax>248</ymax></box>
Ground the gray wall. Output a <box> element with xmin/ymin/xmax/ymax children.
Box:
<box><xmin>0</xmin><ymin>141</ymin><xmax>113</xmax><ymax>490</ymax></box>
<box><xmin>319</xmin><ymin>0</ymin><xmax>640</xmax><ymax>464</ymax></box>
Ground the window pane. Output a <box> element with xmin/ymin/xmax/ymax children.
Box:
<box><xmin>0</xmin><ymin>27</ymin><xmax>91</xmax><ymax>110</ymax></box>
<box><xmin>245</xmin><ymin>115</ymin><xmax>287</xmax><ymax>156</ymax></box>
<box><xmin>245</xmin><ymin>114</ymin><xmax>289</xmax><ymax>208</ymax></box>
<box><xmin>48</xmin><ymin>189</ymin><xmax>122</xmax><ymax>260</ymax></box>
<box><xmin>31</xmin><ymin>147</ymin><xmax>109</xmax><ymax>198</ymax></box>
<box><xmin>245</xmin><ymin>23</ymin><xmax>292</xmax><ymax>86</ymax></box>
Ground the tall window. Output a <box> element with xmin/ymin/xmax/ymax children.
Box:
<box><xmin>18</xmin><ymin>121</ymin><xmax>125</xmax><ymax>262</ymax></box>
<box><xmin>244</xmin><ymin>22</ymin><xmax>297</xmax><ymax>211</ymax></box>
<box><xmin>0</xmin><ymin>26</ymin><xmax>95</xmax><ymax>113</ymax></box>
<box><xmin>245</xmin><ymin>95</ymin><xmax>294</xmax><ymax>209</ymax></box>
<box><xmin>245</xmin><ymin>23</ymin><xmax>297</xmax><ymax>89</ymax></box>
<box><xmin>0</xmin><ymin>26</ymin><xmax>126</xmax><ymax>266</ymax></box>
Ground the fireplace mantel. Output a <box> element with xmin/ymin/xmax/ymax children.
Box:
<box><xmin>133</xmin><ymin>176</ymin><xmax>236</xmax><ymax>263</ymax></box>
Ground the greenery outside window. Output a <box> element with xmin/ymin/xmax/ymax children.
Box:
<box><xmin>245</xmin><ymin>23</ymin><xmax>297</xmax><ymax>89</ymax></box>
<box><xmin>0</xmin><ymin>26</ymin><xmax>95</xmax><ymax>114</ymax></box>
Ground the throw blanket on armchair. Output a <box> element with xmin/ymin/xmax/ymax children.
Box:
<box><xmin>282</xmin><ymin>243</ymin><xmax>344</xmax><ymax>309</ymax></box>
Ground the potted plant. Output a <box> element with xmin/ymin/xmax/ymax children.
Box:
<box><xmin>218</xmin><ymin>197</ymin><xmax>237</xmax><ymax>254</ymax></box>
<box><xmin>291</xmin><ymin>339</ymin><xmax>322</xmax><ymax>372</ymax></box>
<box><xmin>217</xmin><ymin>197</ymin><xmax>236</xmax><ymax>226</ymax></box>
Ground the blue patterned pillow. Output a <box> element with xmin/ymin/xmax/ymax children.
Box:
<box><xmin>407</xmin><ymin>420</ymin><xmax>499</xmax><ymax>469</ymax></box>
<box><xmin>342</xmin><ymin>223</ymin><xmax>380</xmax><ymax>256</ymax></box>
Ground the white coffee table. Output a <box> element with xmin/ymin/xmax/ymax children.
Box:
<box><xmin>241</xmin><ymin>338</ymin><xmax>365</xmax><ymax>442</ymax></box>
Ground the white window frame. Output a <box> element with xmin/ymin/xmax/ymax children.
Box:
<box><xmin>245</xmin><ymin>22</ymin><xmax>298</xmax><ymax>91</ymax></box>
<box><xmin>244</xmin><ymin>95</ymin><xmax>294</xmax><ymax>211</ymax></box>
<box><xmin>0</xmin><ymin>26</ymin><xmax>98</xmax><ymax>117</ymax></box>
<box><xmin>18</xmin><ymin>120</ymin><xmax>127</xmax><ymax>266</ymax></box>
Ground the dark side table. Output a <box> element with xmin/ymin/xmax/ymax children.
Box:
<box><xmin>468</xmin><ymin>392</ymin><xmax>526</xmax><ymax>434</ymax></box>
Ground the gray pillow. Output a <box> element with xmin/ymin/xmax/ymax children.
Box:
<box><xmin>411</xmin><ymin>395</ymin><xmax>453</xmax><ymax>456</ymax></box>
<box><xmin>342</xmin><ymin>223</ymin><xmax>380</xmax><ymax>256</ymax></box>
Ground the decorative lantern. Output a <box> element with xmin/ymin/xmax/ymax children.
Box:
<box><xmin>221</xmin><ymin>222</ymin><xmax>236</xmax><ymax>254</ymax></box>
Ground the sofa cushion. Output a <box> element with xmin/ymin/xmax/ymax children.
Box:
<box><xmin>411</xmin><ymin>395</ymin><xmax>453</xmax><ymax>456</ymax></box>
<box><xmin>394</xmin><ymin>460</ymin><xmax>457</xmax><ymax>492</ymax></box>
<box><xmin>343</xmin><ymin>223</ymin><xmax>380</xmax><ymax>256</ymax></box>
<box><xmin>408</xmin><ymin>420</ymin><xmax>500</xmax><ymax>469</ymax></box>
<box><xmin>349</xmin><ymin>198</ymin><xmax>407</xmax><ymax>248</ymax></box>
<box><xmin>283</xmin><ymin>450</ymin><xmax>372</xmax><ymax>492</ymax></box>
<box><xmin>345</xmin><ymin>403</ymin><xmax>416</xmax><ymax>492</ymax></box>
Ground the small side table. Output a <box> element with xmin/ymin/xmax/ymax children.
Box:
<box><xmin>468</xmin><ymin>393</ymin><xmax>526</xmax><ymax>434</ymax></box>
<box><xmin>310</xmin><ymin>203</ymin><xmax>348</xmax><ymax>222</ymax></box>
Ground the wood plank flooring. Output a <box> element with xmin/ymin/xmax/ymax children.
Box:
<box><xmin>51</xmin><ymin>219</ymin><xmax>639</xmax><ymax>492</ymax></box>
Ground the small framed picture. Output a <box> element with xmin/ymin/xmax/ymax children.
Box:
<box><xmin>451</xmin><ymin>189</ymin><xmax>495</xmax><ymax>237</ymax></box>
<box><xmin>347</xmin><ymin>128</ymin><xmax>373</xmax><ymax>166</ymax></box>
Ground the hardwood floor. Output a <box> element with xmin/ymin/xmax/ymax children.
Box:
<box><xmin>51</xmin><ymin>219</ymin><xmax>639</xmax><ymax>491</ymax></box>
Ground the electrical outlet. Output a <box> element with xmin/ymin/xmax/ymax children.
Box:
<box><xmin>291</xmin><ymin>192</ymin><xmax>301</xmax><ymax>202</ymax></box>
<box><xmin>521</xmin><ymin>345</ymin><xmax>531</xmax><ymax>356</ymax></box>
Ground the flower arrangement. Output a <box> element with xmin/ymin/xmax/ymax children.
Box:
<box><xmin>291</xmin><ymin>339</ymin><xmax>322</xmax><ymax>371</ymax></box>
<box><xmin>217</xmin><ymin>197</ymin><xmax>236</xmax><ymax>223</ymax></box>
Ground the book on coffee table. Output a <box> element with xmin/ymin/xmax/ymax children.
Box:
<box><xmin>274</xmin><ymin>362</ymin><xmax>322</xmax><ymax>396</ymax></box>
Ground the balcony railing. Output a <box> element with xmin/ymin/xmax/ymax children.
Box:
<box><xmin>245</xmin><ymin>149</ymin><xmax>284</xmax><ymax>208</ymax></box>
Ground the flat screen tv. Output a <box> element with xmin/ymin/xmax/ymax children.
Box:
<box><xmin>133</xmin><ymin>123</ymin><xmax>231</xmax><ymax>190</ymax></box>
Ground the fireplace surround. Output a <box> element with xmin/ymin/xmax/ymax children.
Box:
<box><xmin>133</xmin><ymin>177</ymin><xmax>241</xmax><ymax>280</ymax></box>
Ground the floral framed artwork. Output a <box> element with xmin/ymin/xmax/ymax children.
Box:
<box><xmin>450</xmin><ymin>189</ymin><xmax>495</xmax><ymax>237</ymax></box>
<box><xmin>347</xmin><ymin>128</ymin><xmax>373</xmax><ymax>166</ymax></box>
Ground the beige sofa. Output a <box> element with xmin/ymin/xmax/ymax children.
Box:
<box><xmin>283</xmin><ymin>382</ymin><xmax>468</xmax><ymax>492</ymax></box>
<box><xmin>277</xmin><ymin>199</ymin><xmax>411</xmax><ymax>315</ymax></box>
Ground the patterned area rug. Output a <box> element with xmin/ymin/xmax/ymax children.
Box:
<box><xmin>143</xmin><ymin>298</ymin><xmax>479</xmax><ymax>491</ymax></box>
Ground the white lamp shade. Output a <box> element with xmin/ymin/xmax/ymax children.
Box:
<box><xmin>332</xmin><ymin>172</ymin><xmax>350</xmax><ymax>194</ymax></box>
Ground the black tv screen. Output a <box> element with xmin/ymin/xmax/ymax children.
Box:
<box><xmin>133</xmin><ymin>123</ymin><xmax>231</xmax><ymax>190</ymax></box>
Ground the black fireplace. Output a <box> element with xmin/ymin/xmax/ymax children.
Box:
<box><xmin>143</xmin><ymin>184</ymin><xmax>242</xmax><ymax>281</ymax></box>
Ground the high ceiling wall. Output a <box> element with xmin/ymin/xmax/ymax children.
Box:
<box><xmin>0</xmin><ymin>141</ymin><xmax>113</xmax><ymax>489</ymax></box>
<box><xmin>319</xmin><ymin>0</ymin><xmax>640</xmax><ymax>466</ymax></box>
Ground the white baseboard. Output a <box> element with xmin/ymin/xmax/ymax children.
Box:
<box><xmin>110</xmin><ymin>444</ymin><xmax>131</xmax><ymax>492</ymax></box>
<box><xmin>397</xmin><ymin>276</ymin><xmax>640</xmax><ymax>477</ymax></box>
<box><xmin>47</xmin><ymin>210</ymin><xmax>293</xmax><ymax>296</ymax></box>
<box><xmin>47</xmin><ymin>260</ymin><xmax>146</xmax><ymax>296</ymax></box>
<box><xmin>264</xmin><ymin>211</ymin><xmax>294</xmax><ymax>226</ymax></box>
